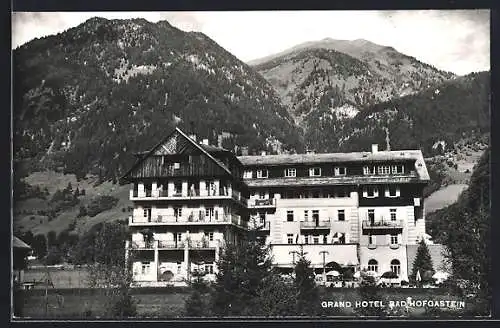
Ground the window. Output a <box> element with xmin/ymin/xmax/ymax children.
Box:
<box><xmin>177</xmin><ymin>263</ymin><xmax>182</xmax><ymax>274</ymax></box>
<box><xmin>390</xmin><ymin>234</ymin><xmax>399</xmax><ymax>245</ymax></box>
<box><xmin>391</xmin><ymin>165</ymin><xmax>405</xmax><ymax>174</ymax></box>
<box><xmin>141</xmin><ymin>262</ymin><xmax>151</xmax><ymax>275</ymax></box>
<box><xmin>259</xmin><ymin>213</ymin><xmax>265</xmax><ymax>224</ymax></box>
<box><xmin>287</xmin><ymin>234</ymin><xmax>294</xmax><ymax>244</ymax></box>
<box><xmin>390</xmin><ymin>209</ymin><xmax>397</xmax><ymax>221</ymax></box>
<box><xmin>304</xmin><ymin>210</ymin><xmax>309</xmax><ymax>221</ymax></box>
<box><xmin>390</xmin><ymin>259</ymin><xmax>401</xmax><ymax>275</ymax></box>
<box><xmin>363</xmin><ymin>166</ymin><xmax>375</xmax><ymax>175</ymax></box>
<box><xmin>368</xmin><ymin>234</ymin><xmax>376</xmax><ymax>245</ymax></box>
<box><xmin>309</xmin><ymin>167</ymin><xmax>321</xmax><ymax>177</ymax></box>
<box><xmin>327</xmin><ymin>275</ymin><xmax>334</xmax><ymax>282</ymax></box>
<box><xmin>313</xmin><ymin>235</ymin><xmax>319</xmax><ymax>244</ymax></box>
<box><xmin>284</xmin><ymin>168</ymin><xmax>296</xmax><ymax>177</ymax></box>
<box><xmin>312</xmin><ymin>210</ymin><xmax>319</xmax><ymax>224</ymax></box>
<box><xmin>257</xmin><ymin>169</ymin><xmax>268</xmax><ymax>178</ymax></box>
<box><xmin>174</xmin><ymin>182</ymin><xmax>182</xmax><ymax>195</ymax></box>
<box><xmin>258</xmin><ymin>191</ymin><xmax>266</xmax><ymax>199</ymax></box>
<box><xmin>243</xmin><ymin>170</ymin><xmax>253</xmax><ymax>179</ymax></box>
<box><xmin>143</xmin><ymin>208</ymin><xmax>150</xmax><ymax>217</ymax></box>
<box><xmin>174</xmin><ymin>207</ymin><xmax>182</xmax><ymax>218</ymax></box>
<box><xmin>175</xmin><ymin>233</ymin><xmax>182</xmax><ymax>242</ymax></box>
<box><xmin>287</xmin><ymin>210</ymin><xmax>294</xmax><ymax>222</ymax></box>
<box><xmin>208</xmin><ymin>232</ymin><xmax>214</xmax><ymax>241</ymax></box>
<box><xmin>338</xmin><ymin>209</ymin><xmax>345</xmax><ymax>221</ymax></box>
<box><xmin>334</xmin><ymin>166</ymin><xmax>347</xmax><ymax>176</ymax></box>
<box><xmin>174</xmin><ymin>162</ymin><xmax>180</xmax><ymax>169</ymax></box>
<box><xmin>378</xmin><ymin>165</ymin><xmax>390</xmax><ymax>175</ymax></box>
<box><xmin>368</xmin><ymin>209</ymin><xmax>375</xmax><ymax>224</ymax></box>
<box><xmin>206</xmin><ymin>207</ymin><xmax>214</xmax><ymax>218</ymax></box>
<box><xmin>205</xmin><ymin>264</ymin><xmax>214</xmax><ymax>274</ymax></box>
<box><xmin>386</xmin><ymin>186</ymin><xmax>399</xmax><ymax>198</ymax></box>
<box><xmin>364</xmin><ymin>186</ymin><xmax>379</xmax><ymax>198</ymax></box>
<box><xmin>336</xmin><ymin>187</ymin><xmax>348</xmax><ymax>198</ymax></box>
<box><xmin>368</xmin><ymin>259</ymin><xmax>378</xmax><ymax>272</ymax></box>
<box><xmin>304</xmin><ymin>235</ymin><xmax>309</xmax><ymax>244</ymax></box>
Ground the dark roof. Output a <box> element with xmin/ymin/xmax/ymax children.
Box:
<box><xmin>13</xmin><ymin>236</ymin><xmax>31</xmax><ymax>249</ymax></box>
<box><xmin>244</xmin><ymin>174</ymin><xmax>423</xmax><ymax>188</ymax></box>
<box><xmin>238</xmin><ymin>149</ymin><xmax>430</xmax><ymax>181</ymax></box>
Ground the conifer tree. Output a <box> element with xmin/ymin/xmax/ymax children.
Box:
<box><xmin>294</xmin><ymin>246</ymin><xmax>319</xmax><ymax>316</ymax></box>
<box><xmin>411</xmin><ymin>239</ymin><xmax>435</xmax><ymax>285</ymax></box>
<box><xmin>184</xmin><ymin>270</ymin><xmax>209</xmax><ymax>316</ymax></box>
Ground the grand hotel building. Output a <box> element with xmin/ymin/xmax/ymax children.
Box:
<box><xmin>123</xmin><ymin>127</ymin><xmax>430</xmax><ymax>286</ymax></box>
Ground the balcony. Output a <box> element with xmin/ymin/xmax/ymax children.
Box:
<box><xmin>131</xmin><ymin>240</ymin><xmax>222</xmax><ymax>250</ymax></box>
<box><xmin>362</xmin><ymin>219</ymin><xmax>403</xmax><ymax>234</ymax></box>
<box><xmin>129</xmin><ymin>214</ymin><xmax>247</xmax><ymax>229</ymax></box>
<box><xmin>300</xmin><ymin>221</ymin><xmax>331</xmax><ymax>231</ymax></box>
<box><xmin>130</xmin><ymin>188</ymin><xmax>247</xmax><ymax>206</ymax></box>
<box><xmin>256</xmin><ymin>221</ymin><xmax>271</xmax><ymax>232</ymax></box>
<box><xmin>249</xmin><ymin>198</ymin><xmax>276</xmax><ymax>208</ymax></box>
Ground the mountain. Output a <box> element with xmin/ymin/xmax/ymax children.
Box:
<box><xmin>13</xmin><ymin>17</ymin><xmax>304</xmax><ymax>183</ymax></box>
<box><xmin>250</xmin><ymin>38</ymin><xmax>455</xmax><ymax>131</ymax></box>
<box><xmin>331</xmin><ymin>71</ymin><xmax>490</xmax><ymax>155</ymax></box>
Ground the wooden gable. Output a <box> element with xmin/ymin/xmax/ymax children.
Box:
<box><xmin>153</xmin><ymin>130</ymin><xmax>191</xmax><ymax>155</ymax></box>
<box><xmin>125</xmin><ymin>128</ymin><xmax>232</xmax><ymax>179</ymax></box>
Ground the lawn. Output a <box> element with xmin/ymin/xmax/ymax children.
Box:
<box><xmin>15</xmin><ymin>286</ymin><xmax>471</xmax><ymax>319</ymax></box>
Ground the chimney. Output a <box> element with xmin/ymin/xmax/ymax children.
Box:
<box><xmin>261</xmin><ymin>151</ymin><xmax>266</xmax><ymax>156</ymax></box>
<box><xmin>189</xmin><ymin>134</ymin><xmax>197</xmax><ymax>142</ymax></box>
<box><xmin>202</xmin><ymin>139</ymin><xmax>209</xmax><ymax>146</ymax></box>
<box><xmin>241</xmin><ymin>146</ymin><xmax>249</xmax><ymax>156</ymax></box>
<box><xmin>371</xmin><ymin>144</ymin><xmax>379</xmax><ymax>153</ymax></box>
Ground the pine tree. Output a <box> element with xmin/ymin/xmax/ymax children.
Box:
<box><xmin>411</xmin><ymin>239</ymin><xmax>435</xmax><ymax>285</ymax></box>
<box><xmin>294</xmin><ymin>246</ymin><xmax>319</xmax><ymax>316</ymax></box>
<box><xmin>184</xmin><ymin>270</ymin><xmax>209</xmax><ymax>316</ymax></box>
<box><xmin>210</xmin><ymin>228</ymin><xmax>273</xmax><ymax>316</ymax></box>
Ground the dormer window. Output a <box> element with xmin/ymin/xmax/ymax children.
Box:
<box><xmin>257</xmin><ymin>169</ymin><xmax>268</xmax><ymax>178</ymax></box>
<box><xmin>377</xmin><ymin>165</ymin><xmax>390</xmax><ymax>175</ymax></box>
<box><xmin>334</xmin><ymin>167</ymin><xmax>347</xmax><ymax>176</ymax></box>
<box><xmin>309</xmin><ymin>167</ymin><xmax>321</xmax><ymax>177</ymax></box>
<box><xmin>243</xmin><ymin>170</ymin><xmax>253</xmax><ymax>179</ymax></box>
<box><xmin>284</xmin><ymin>168</ymin><xmax>296</xmax><ymax>177</ymax></box>
<box><xmin>391</xmin><ymin>165</ymin><xmax>405</xmax><ymax>174</ymax></box>
<box><xmin>363</xmin><ymin>186</ymin><xmax>379</xmax><ymax>198</ymax></box>
<box><xmin>363</xmin><ymin>166</ymin><xmax>375</xmax><ymax>175</ymax></box>
<box><xmin>385</xmin><ymin>186</ymin><xmax>400</xmax><ymax>198</ymax></box>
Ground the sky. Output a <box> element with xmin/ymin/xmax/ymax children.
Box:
<box><xmin>12</xmin><ymin>10</ymin><xmax>490</xmax><ymax>76</ymax></box>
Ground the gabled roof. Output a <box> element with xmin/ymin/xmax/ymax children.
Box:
<box><xmin>122</xmin><ymin>127</ymin><xmax>232</xmax><ymax>181</ymax></box>
<box><xmin>13</xmin><ymin>236</ymin><xmax>31</xmax><ymax>249</ymax></box>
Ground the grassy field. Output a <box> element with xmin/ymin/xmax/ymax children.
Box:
<box><xmin>15</xmin><ymin>171</ymin><xmax>132</xmax><ymax>235</ymax></box>
<box><xmin>15</xmin><ymin>286</ymin><xmax>471</xmax><ymax>319</ymax></box>
<box><xmin>18</xmin><ymin>289</ymin><xmax>189</xmax><ymax>319</ymax></box>
<box><xmin>424</xmin><ymin>184</ymin><xmax>468</xmax><ymax>214</ymax></box>
<box><xmin>23</xmin><ymin>267</ymin><xmax>91</xmax><ymax>289</ymax></box>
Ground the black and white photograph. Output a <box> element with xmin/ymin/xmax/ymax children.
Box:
<box><xmin>11</xmin><ymin>9</ymin><xmax>491</xmax><ymax>320</ymax></box>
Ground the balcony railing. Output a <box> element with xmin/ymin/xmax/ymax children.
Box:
<box><xmin>251</xmin><ymin>198</ymin><xmax>275</xmax><ymax>207</ymax></box>
<box><xmin>362</xmin><ymin>219</ymin><xmax>403</xmax><ymax>230</ymax></box>
<box><xmin>130</xmin><ymin>187</ymin><xmax>246</xmax><ymax>205</ymax></box>
<box><xmin>300</xmin><ymin>221</ymin><xmax>331</xmax><ymax>230</ymax></box>
<box><xmin>132</xmin><ymin>239</ymin><xmax>222</xmax><ymax>250</ymax></box>
<box><xmin>129</xmin><ymin>214</ymin><xmax>247</xmax><ymax>228</ymax></box>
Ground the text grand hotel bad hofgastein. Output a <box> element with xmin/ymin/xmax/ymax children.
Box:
<box><xmin>321</xmin><ymin>298</ymin><xmax>466</xmax><ymax>309</ymax></box>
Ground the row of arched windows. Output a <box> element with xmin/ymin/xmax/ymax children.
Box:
<box><xmin>367</xmin><ymin>259</ymin><xmax>401</xmax><ymax>275</ymax></box>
